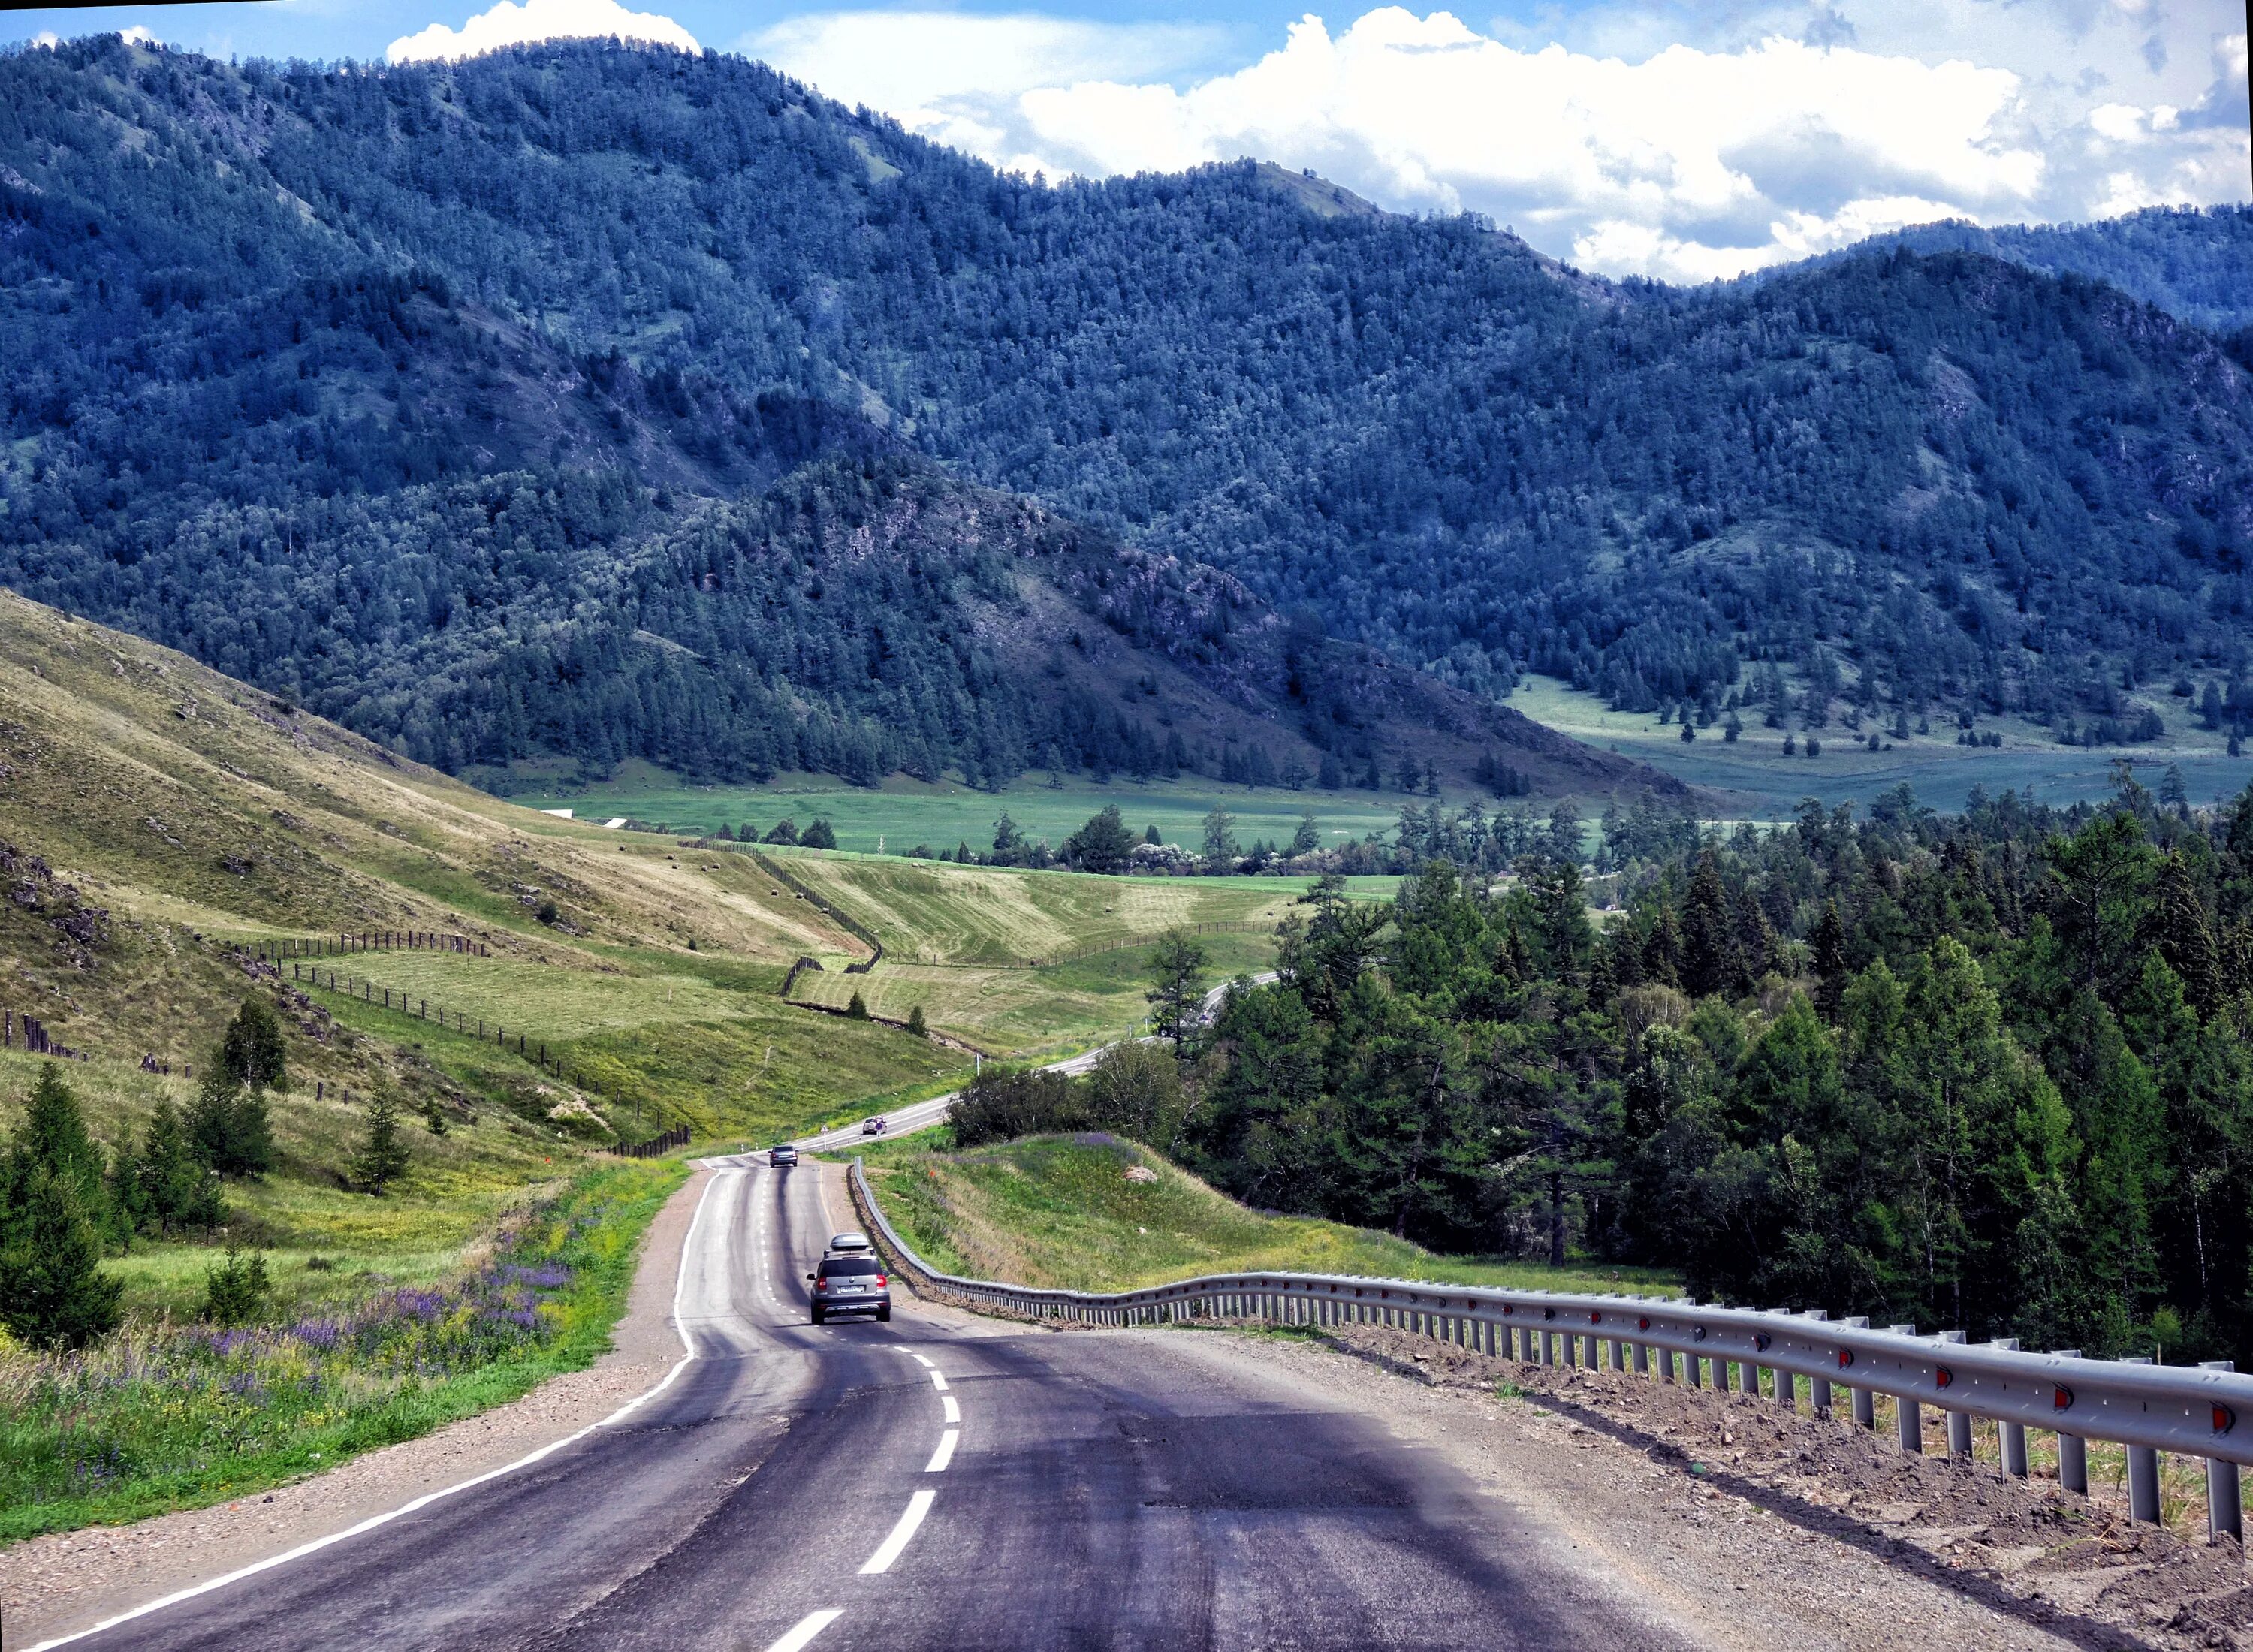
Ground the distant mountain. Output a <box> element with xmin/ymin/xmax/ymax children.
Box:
<box><xmin>3</xmin><ymin>35</ymin><xmax>2251</xmax><ymax>789</ymax></box>
<box><xmin>1784</xmin><ymin>206</ymin><xmax>2253</xmax><ymax>336</ymax></box>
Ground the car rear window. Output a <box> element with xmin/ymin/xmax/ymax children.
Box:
<box><xmin>820</xmin><ymin>1258</ymin><xmax>882</xmax><ymax>1277</ymax></box>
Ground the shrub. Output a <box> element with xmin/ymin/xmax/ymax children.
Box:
<box><xmin>949</xmin><ymin>1066</ymin><xmax>1083</xmax><ymax>1147</ymax></box>
<box><xmin>906</xmin><ymin>1005</ymin><xmax>928</xmax><ymax>1039</ymax></box>
<box><xmin>199</xmin><ymin>1247</ymin><xmax>271</xmax><ymax>1326</ymax></box>
<box><xmin>846</xmin><ymin>992</ymin><xmax>869</xmax><ymax>1020</ymax></box>
<box><xmin>800</xmin><ymin>818</ymin><xmax>837</xmax><ymax>849</ymax></box>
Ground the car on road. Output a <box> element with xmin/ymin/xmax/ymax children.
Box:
<box><xmin>861</xmin><ymin>1115</ymin><xmax>888</xmax><ymax>1135</ymax></box>
<box><xmin>768</xmin><ymin>1144</ymin><xmax>798</xmax><ymax>1167</ymax></box>
<box><xmin>808</xmin><ymin>1256</ymin><xmax>890</xmax><ymax>1323</ymax></box>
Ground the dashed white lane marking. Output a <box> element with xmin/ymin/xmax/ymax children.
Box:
<box><xmin>860</xmin><ymin>1490</ymin><xmax>936</xmax><ymax>1575</ymax></box>
<box><xmin>925</xmin><ymin>1429</ymin><xmax>959</xmax><ymax>1473</ymax></box>
<box><xmin>942</xmin><ymin>1394</ymin><xmax>960</xmax><ymax>1424</ymax></box>
<box><xmin>929</xmin><ymin>1370</ymin><xmax>949</xmax><ymax>1391</ymax></box>
<box><xmin>765</xmin><ymin>1608</ymin><xmax>843</xmax><ymax>1652</ymax></box>
<box><xmin>910</xmin><ymin>1353</ymin><xmax>935</xmax><ymax>1368</ymax></box>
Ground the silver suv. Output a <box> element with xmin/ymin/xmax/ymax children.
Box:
<box><xmin>808</xmin><ymin>1256</ymin><xmax>890</xmax><ymax>1324</ymax></box>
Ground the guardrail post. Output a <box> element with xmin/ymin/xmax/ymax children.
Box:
<box><xmin>1986</xmin><ymin>1338</ymin><xmax>2028</xmax><ymax>1477</ymax></box>
<box><xmin>2119</xmin><ymin>1356</ymin><xmax>2162</xmax><ymax>1524</ymax></box>
<box><xmin>1939</xmin><ymin>1331</ymin><xmax>1974</xmax><ymax>1459</ymax></box>
<box><xmin>1609</xmin><ymin>1334</ymin><xmax>1624</xmax><ymax>1371</ymax></box>
<box><xmin>1685</xmin><ymin>1344</ymin><xmax>1702</xmax><ymax>1388</ymax></box>
<box><xmin>1633</xmin><ymin>1340</ymin><xmax>1650</xmax><ymax>1376</ymax></box>
<box><xmin>1835</xmin><ymin>1316</ymin><xmax>1871</xmax><ymax>1426</ymax></box>
<box><xmin>2051</xmin><ymin>1349</ymin><xmax>2087</xmax><ymax>1494</ymax></box>
<box><xmin>1802</xmin><ymin>1312</ymin><xmax>1832</xmax><ymax>1415</ymax></box>
<box><xmin>1775</xmin><ymin>1359</ymin><xmax>1796</xmax><ymax>1414</ymax></box>
<box><xmin>2200</xmin><ymin>1361</ymin><xmax>2242</xmax><ymax>1544</ymax></box>
<box><xmin>1889</xmin><ymin>1326</ymin><xmax>1922</xmax><ymax>1452</ymax></box>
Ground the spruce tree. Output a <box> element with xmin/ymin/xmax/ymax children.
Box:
<box><xmin>349</xmin><ymin>1092</ymin><xmax>410</xmax><ymax>1196</ymax></box>
<box><xmin>1145</xmin><ymin>930</ymin><xmax>1211</xmax><ymax>1053</ymax></box>
<box><xmin>0</xmin><ymin>1164</ymin><xmax>123</xmax><ymax>1349</ymax></box>
<box><xmin>1811</xmin><ymin>900</ymin><xmax>1850</xmax><ymax>1021</ymax></box>
<box><xmin>137</xmin><ymin>1098</ymin><xmax>225</xmax><ymax>1232</ymax></box>
<box><xmin>906</xmin><ymin>1004</ymin><xmax>928</xmax><ymax>1039</ymax></box>
<box><xmin>11</xmin><ymin>1063</ymin><xmax>110</xmax><ymax>1225</ymax></box>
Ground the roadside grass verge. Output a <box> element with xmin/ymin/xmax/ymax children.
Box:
<box><xmin>855</xmin><ymin>1134</ymin><xmax>1679</xmax><ymax>1300</ymax></box>
<box><xmin>0</xmin><ymin>1159</ymin><xmax>686</xmax><ymax>1544</ymax></box>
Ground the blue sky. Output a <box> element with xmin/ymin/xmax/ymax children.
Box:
<box><xmin>8</xmin><ymin>0</ymin><xmax>2247</xmax><ymax>279</ymax></box>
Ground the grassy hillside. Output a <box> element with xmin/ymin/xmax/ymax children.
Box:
<box><xmin>855</xmin><ymin>1134</ymin><xmax>1679</xmax><ymax>1299</ymax></box>
<box><xmin>1507</xmin><ymin>674</ymin><xmax>2253</xmax><ymax>818</ymax></box>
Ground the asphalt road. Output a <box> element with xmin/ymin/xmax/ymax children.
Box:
<box><xmin>798</xmin><ymin>975</ymin><xmax>1277</xmax><ymax>1154</ymax></box>
<box><xmin>55</xmin><ymin>1153</ymin><xmax>1699</xmax><ymax>1652</ymax></box>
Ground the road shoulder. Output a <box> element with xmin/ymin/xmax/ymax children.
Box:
<box><xmin>0</xmin><ymin>1163</ymin><xmax>716</xmax><ymax>1650</ymax></box>
<box><xmin>1148</xmin><ymin>1324</ymin><xmax>2162</xmax><ymax>1652</ymax></box>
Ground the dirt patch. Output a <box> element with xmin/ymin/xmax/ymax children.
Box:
<box><xmin>1261</xmin><ymin>1320</ymin><xmax>2251</xmax><ymax>1651</ymax></box>
<box><xmin>0</xmin><ymin>1164</ymin><xmax>714</xmax><ymax>1650</ymax></box>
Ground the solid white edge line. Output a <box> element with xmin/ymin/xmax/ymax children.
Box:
<box><xmin>25</xmin><ymin>1160</ymin><xmax>736</xmax><ymax>1652</ymax></box>
<box><xmin>764</xmin><ymin>1608</ymin><xmax>844</xmax><ymax>1652</ymax></box>
<box><xmin>924</xmin><ymin>1429</ymin><xmax>959</xmax><ymax>1473</ymax></box>
<box><xmin>929</xmin><ymin>1370</ymin><xmax>948</xmax><ymax>1391</ymax></box>
<box><xmin>941</xmin><ymin>1394</ymin><xmax>960</xmax><ymax>1424</ymax></box>
<box><xmin>858</xmin><ymin>1488</ymin><xmax>936</xmax><ymax>1575</ymax></box>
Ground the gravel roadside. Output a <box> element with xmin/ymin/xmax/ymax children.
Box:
<box><xmin>1180</xmin><ymin>1319</ymin><xmax>2248</xmax><ymax>1652</ymax></box>
<box><xmin>0</xmin><ymin>1163</ymin><xmax>715</xmax><ymax>1650</ymax></box>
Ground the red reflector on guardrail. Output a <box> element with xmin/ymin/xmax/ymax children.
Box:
<box><xmin>1590</xmin><ymin>1312</ymin><xmax>1602</xmax><ymax>1325</ymax></box>
<box><xmin>1637</xmin><ymin>1316</ymin><xmax>1651</xmax><ymax>1331</ymax></box>
<box><xmin>1935</xmin><ymin>1367</ymin><xmax>1953</xmax><ymax>1389</ymax></box>
<box><xmin>2054</xmin><ymin>1386</ymin><xmax>2074</xmax><ymax>1411</ymax></box>
<box><xmin>1502</xmin><ymin>1304</ymin><xmax>1515</xmax><ymax>1316</ymax></box>
<box><xmin>1838</xmin><ymin>1349</ymin><xmax>1854</xmax><ymax>1368</ymax></box>
<box><xmin>2217</xmin><ymin>1405</ymin><xmax>2236</xmax><ymax>1435</ymax></box>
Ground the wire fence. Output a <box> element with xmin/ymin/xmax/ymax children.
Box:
<box><xmin>246</xmin><ymin>930</ymin><xmax>489</xmax><ymax>962</ymax></box>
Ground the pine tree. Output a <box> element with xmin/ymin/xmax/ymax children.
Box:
<box><xmin>135</xmin><ymin>1098</ymin><xmax>225</xmax><ymax>1232</ymax></box>
<box><xmin>1200</xmin><ymin>806</ymin><xmax>1239</xmax><ymax>872</ymax></box>
<box><xmin>1679</xmin><ymin>853</ymin><xmax>1741</xmax><ymax>999</ymax></box>
<box><xmin>187</xmin><ymin>1067</ymin><xmax>275</xmax><ymax>1178</ymax></box>
<box><xmin>349</xmin><ymin>1092</ymin><xmax>411</xmax><ymax>1196</ymax></box>
<box><xmin>1145</xmin><ymin>930</ymin><xmax>1211</xmax><ymax>1053</ymax></box>
<box><xmin>906</xmin><ymin>1004</ymin><xmax>928</xmax><ymax>1039</ymax></box>
<box><xmin>846</xmin><ymin>992</ymin><xmax>870</xmax><ymax>1020</ymax></box>
<box><xmin>1811</xmin><ymin>900</ymin><xmax>1849</xmax><ymax>1021</ymax></box>
<box><xmin>1292</xmin><ymin>810</ymin><xmax>1321</xmax><ymax>855</ymax></box>
<box><xmin>2152</xmin><ymin>852</ymin><xmax>2223</xmax><ymax>1015</ymax></box>
<box><xmin>0</xmin><ymin>1164</ymin><xmax>123</xmax><ymax>1349</ymax></box>
<box><xmin>200</xmin><ymin>1245</ymin><xmax>272</xmax><ymax>1325</ymax></box>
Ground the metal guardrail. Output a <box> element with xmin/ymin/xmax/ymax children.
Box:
<box><xmin>849</xmin><ymin>1159</ymin><xmax>2251</xmax><ymax>1542</ymax></box>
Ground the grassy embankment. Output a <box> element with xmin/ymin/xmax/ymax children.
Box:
<box><xmin>1506</xmin><ymin>674</ymin><xmax>2253</xmax><ymax>818</ymax></box>
<box><xmin>853</xmin><ymin>1132</ymin><xmax>1680</xmax><ymax>1300</ymax></box>
<box><xmin>0</xmin><ymin>1157</ymin><xmax>683</xmax><ymax>1542</ymax></box>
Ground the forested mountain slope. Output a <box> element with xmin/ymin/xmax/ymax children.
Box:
<box><xmin>3</xmin><ymin>36</ymin><xmax>2251</xmax><ymax>785</ymax></box>
<box><xmin>1801</xmin><ymin>205</ymin><xmax>2253</xmax><ymax>336</ymax></box>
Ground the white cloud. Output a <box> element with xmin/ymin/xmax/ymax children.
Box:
<box><xmin>388</xmin><ymin>0</ymin><xmax>696</xmax><ymax>65</ymax></box>
<box><xmin>30</xmin><ymin>30</ymin><xmax>61</xmax><ymax>49</ymax></box>
<box><xmin>119</xmin><ymin>25</ymin><xmax>160</xmax><ymax>46</ymax></box>
<box><xmin>753</xmin><ymin>2</ymin><xmax>2249</xmax><ymax>282</ymax></box>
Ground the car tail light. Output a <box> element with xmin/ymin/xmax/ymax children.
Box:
<box><xmin>815</xmin><ymin>1280</ymin><xmax>829</xmax><ymax>1292</ymax></box>
<box><xmin>876</xmin><ymin>1275</ymin><xmax>888</xmax><ymax>1289</ymax></box>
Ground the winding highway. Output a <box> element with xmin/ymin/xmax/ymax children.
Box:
<box><xmin>50</xmin><ymin>1150</ymin><xmax>1700</xmax><ymax>1652</ymax></box>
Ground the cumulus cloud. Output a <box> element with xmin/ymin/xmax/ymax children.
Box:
<box><xmin>388</xmin><ymin>0</ymin><xmax>696</xmax><ymax>65</ymax></box>
<box><xmin>119</xmin><ymin>25</ymin><xmax>160</xmax><ymax>46</ymax></box>
<box><xmin>754</xmin><ymin>2</ymin><xmax>2251</xmax><ymax>282</ymax></box>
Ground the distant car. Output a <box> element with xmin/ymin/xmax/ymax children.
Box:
<box><xmin>768</xmin><ymin>1144</ymin><xmax>798</xmax><ymax>1167</ymax></box>
<box><xmin>808</xmin><ymin>1255</ymin><xmax>891</xmax><ymax>1323</ymax></box>
<box><xmin>861</xmin><ymin>1115</ymin><xmax>888</xmax><ymax>1135</ymax></box>
<box><xmin>826</xmin><ymin>1231</ymin><xmax>873</xmax><ymax>1256</ymax></box>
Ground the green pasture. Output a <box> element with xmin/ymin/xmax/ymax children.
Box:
<box><xmin>1506</xmin><ymin>675</ymin><xmax>2253</xmax><ymax>818</ymax></box>
<box><xmin>513</xmin><ymin>767</ymin><xmax>1411</xmax><ymax>855</ymax></box>
<box><xmin>789</xmin><ymin>929</ymin><xmax>1280</xmax><ymax>1055</ymax></box>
